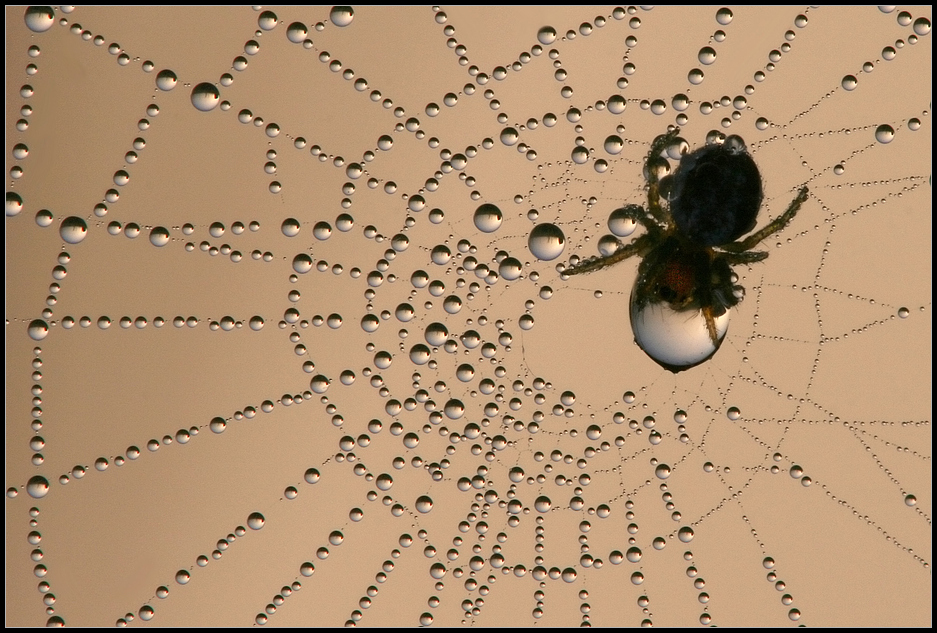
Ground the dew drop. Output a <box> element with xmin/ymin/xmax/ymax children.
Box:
<box><xmin>537</xmin><ymin>26</ymin><xmax>557</xmax><ymax>45</ymax></box>
<box><xmin>897</xmin><ymin>307</ymin><xmax>909</xmax><ymax>318</ymax></box>
<box><xmin>149</xmin><ymin>226</ymin><xmax>170</xmax><ymax>247</ymax></box>
<box><xmin>292</xmin><ymin>254</ymin><xmax>313</xmax><ymax>274</ymax></box>
<box><xmin>7</xmin><ymin>192</ymin><xmax>24</xmax><ymax>217</ymax></box>
<box><xmin>534</xmin><ymin>496</ymin><xmax>552</xmax><ymax>513</ymax></box>
<box><xmin>24</xmin><ymin>6</ymin><xmax>55</xmax><ymax>32</ymax></box>
<box><xmin>190</xmin><ymin>82</ymin><xmax>220</xmax><ymax>111</ymax></box>
<box><xmin>528</xmin><ymin>223</ymin><xmax>565</xmax><ymax>261</ymax></box>
<box><xmin>655</xmin><ymin>464</ymin><xmax>671</xmax><ymax>479</ymax></box>
<box><xmin>415</xmin><ymin>495</ymin><xmax>433</xmax><ymax>513</ymax></box>
<box><xmin>26</xmin><ymin>475</ymin><xmax>50</xmax><ymax>499</ymax></box>
<box><xmin>678</xmin><ymin>526</ymin><xmax>694</xmax><ymax>543</ymax></box>
<box><xmin>330</xmin><ymin>6</ymin><xmax>354</xmax><ymax>27</ymax></box>
<box><xmin>304</xmin><ymin>468</ymin><xmax>320</xmax><ymax>484</ymax></box>
<box><xmin>875</xmin><ymin>124</ymin><xmax>895</xmax><ymax>144</ymax></box>
<box><xmin>247</xmin><ymin>512</ymin><xmax>265</xmax><ymax>530</ymax></box>
<box><xmin>841</xmin><ymin>75</ymin><xmax>858</xmax><ymax>91</ymax></box>
<box><xmin>286</xmin><ymin>22</ymin><xmax>308</xmax><ymax>43</ymax></box>
<box><xmin>27</xmin><ymin>319</ymin><xmax>49</xmax><ymax>341</ymax></box>
<box><xmin>60</xmin><ymin>217</ymin><xmax>88</xmax><ymax>244</ymax></box>
<box><xmin>209</xmin><ymin>417</ymin><xmax>226</xmax><ymax>434</ymax></box>
<box><xmin>473</xmin><ymin>203</ymin><xmax>503</xmax><ymax>233</ymax></box>
<box><xmin>726</xmin><ymin>407</ymin><xmax>741</xmax><ymax>421</ymax></box>
<box><xmin>155</xmin><ymin>69</ymin><xmax>177</xmax><ymax>91</ymax></box>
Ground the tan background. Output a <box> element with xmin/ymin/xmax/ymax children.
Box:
<box><xmin>5</xmin><ymin>6</ymin><xmax>931</xmax><ymax>627</ymax></box>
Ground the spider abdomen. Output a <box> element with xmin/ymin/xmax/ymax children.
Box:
<box><xmin>669</xmin><ymin>143</ymin><xmax>763</xmax><ymax>247</ymax></box>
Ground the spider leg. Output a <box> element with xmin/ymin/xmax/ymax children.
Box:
<box><xmin>719</xmin><ymin>250</ymin><xmax>768</xmax><ymax>266</ymax></box>
<box><xmin>644</xmin><ymin>127</ymin><xmax>682</xmax><ymax>227</ymax></box>
<box><xmin>722</xmin><ymin>186</ymin><xmax>809</xmax><ymax>253</ymax></box>
<box><xmin>700</xmin><ymin>306</ymin><xmax>723</xmax><ymax>345</ymax></box>
<box><xmin>561</xmin><ymin>232</ymin><xmax>655</xmax><ymax>276</ymax></box>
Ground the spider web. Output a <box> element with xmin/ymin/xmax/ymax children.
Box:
<box><xmin>5</xmin><ymin>6</ymin><xmax>931</xmax><ymax>627</ymax></box>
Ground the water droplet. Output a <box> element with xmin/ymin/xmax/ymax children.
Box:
<box><xmin>841</xmin><ymin>75</ymin><xmax>858</xmax><ymax>91</ymax></box>
<box><xmin>27</xmin><ymin>475</ymin><xmax>50</xmax><ymax>498</ymax></box>
<box><xmin>727</xmin><ymin>407</ymin><xmax>741</xmax><ymax>420</ymax></box>
<box><xmin>304</xmin><ymin>468</ymin><xmax>320</xmax><ymax>484</ymax></box>
<box><xmin>292</xmin><ymin>254</ymin><xmax>313</xmax><ymax>274</ymax></box>
<box><xmin>499</xmin><ymin>257</ymin><xmax>522</xmax><ymax>281</ymax></box>
<box><xmin>155</xmin><ymin>69</ymin><xmax>177</xmax><ymax>91</ymax></box>
<box><xmin>528</xmin><ymin>223</ymin><xmax>565</xmax><ymax>261</ymax></box>
<box><xmin>24</xmin><ymin>6</ymin><xmax>55</xmax><ymax>33</ymax></box>
<box><xmin>897</xmin><ymin>307</ymin><xmax>910</xmax><ymax>318</ymax></box>
<box><xmin>630</xmin><ymin>286</ymin><xmax>729</xmax><ymax>373</ymax></box>
<box><xmin>473</xmin><ymin>203</ymin><xmax>503</xmax><ymax>233</ymax></box>
<box><xmin>210</xmin><ymin>417</ymin><xmax>226</xmax><ymax>434</ymax></box>
<box><xmin>286</xmin><ymin>22</ymin><xmax>308</xmax><ymax>43</ymax></box>
<box><xmin>376</xmin><ymin>473</ymin><xmax>393</xmax><ymax>491</ymax></box>
<box><xmin>537</xmin><ymin>26</ymin><xmax>557</xmax><ymax>45</ymax></box>
<box><xmin>500</xmin><ymin>127</ymin><xmax>519</xmax><ymax>146</ymax></box>
<box><xmin>698</xmin><ymin>46</ymin><xmax>716</xmax><ymax>65</ymax></box>
<box><xmin>330</xmin><ymin>6</ymin><xmax>354</xmax><ymax>27</ymax></box>
<box><xmin>604</xmin><ymin>135</ymin><xmax>624</xmax><ymax>155</ymax></box>
<box><xmin>913</xmin><ymin>17</ymin><xmax>931</xmax><ymax>36</ymax></box>
<box><xmin>27</xmin><ymin>319</ymin><xmax>49</xmax><ymax>341</ymax></box>
<box><xmin>191</xmin><ymin>82</ymin><xmax>220</xmax><ymax>111</ymax></box>
<box><xmin>715</xmin><ymin>8</ymin><xmax>733</xmax><ymax>25</ymax></box>
<box><xmin>678</xmin><ymin>526</ymin><xmax>695</xmax><ymax>543</ymax></box>
<box><xmin>175</xmin><ymin>570</ymin><xmax>190</xmax><ymax>585</ymax></box>
<box><xmin>655</xmin><ymin>464</ymin><xmax>671</xmax><ymax>479</ymax></box>
<box><xmin>608</xmin><ymin>207</ymin><xmax>638</xmax><ymax>237</ymax></box>
<box><xmin>875</xmin><ymin>124</ymin><xmax>895</xmax><ymax>144</ymax></box>
<box><xmin>415</xmin><ymin>495</ymin><xmax>433</xmax><ymax>513</ymax></box>
<box><xmin>627</xmin><ymin>547</ymin><xmax>643</xmax><ymax>563</ymax></box>
<box><xmin>149</xmin><ymin>227</ymin><xmax>170</xmax><ymax>247</ymax></box>
<box><xmin>139</xmin><ymin>605</ymin><xmax>155</xmax><ymax>621</ymax></box>
<box><xmin>60</xmin><ymin>216</ymin><xmax>88</xmax><ymax>244</ymax></box>
<box><xmin>534</xmin><ymin>495</ymin><xmax>552</xmax><ymax>512</ymax></box>
<box><xmin>904</xmin><ymin>494</ymin><xmax>917</xmax><ymax>507</ymax></box>
<box><xmin>7</xmin><ymin>192</ymin><xmax>24</xmax><ymax>217</ymax></box>
<box><xmin>247</xmin><ymin>512</ymin><xmax>265</xmax><ymax>530</ymax></box>
<box><xmin>257</xmin><ymin>10</ymin><xmax>278</xmax><ymax>31</ymax></box>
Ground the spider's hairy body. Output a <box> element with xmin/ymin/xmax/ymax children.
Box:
<box><xmin>562</xmin><ymin>126</ymin><xmax>809</xmax><ymax>362</ymax></box>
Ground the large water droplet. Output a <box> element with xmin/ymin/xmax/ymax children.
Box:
<box><xmin>27</xmin><ymin>319</ymin><xmax>49</xmax><ymax>341</ymax></box>
<box><xmin>630</xmin><ymin>286</ymin><xmax>729</xmax><ymax>373</ymax></box>
<box><xmin>60</xmin><ymin>217</ymin><xmax>88</xmax><ymax>244</ymax></box>
<box><xmin>528</xmin><ymin>223</ymin><xmax>565</xmax><ymax>261</ymax></box>
<box><xmin>6</xmin><ymin>192</ymin><xmax>24</xmax><ymax>217</ymax></box>
<box><xmin>875</xmin><ymin>124</ymin><xmax>895</xmax><ymax>144</ymax></box>
<box><xmin>537</xmin><ymin>26</ymin><xmax>557</xmax><ymax>45</ymax></box>
<box><xmin>26</xmin><ymin>475</ymin><xmax>50</xmax><ymax>499</ymax></box>
<box><xmin>24</xmin><ymin>6</ymin><xmax>55</xmax><ymax>33</ymax></box>
<box><xmin>155</xmin><ymin>69</ymin><xmax>177</xmax><ymax>91</ymax></box>
<box><xmin>247</xmin><ymin>512</ymin><xmax>265</xmax><ymax>530</ymax></box>
<box><xmin>330</xmin><ymin>6</ymin><xmax>354</xmax><ymax>27</ymax></box>
<box><xmin>473</xmin><ymin>203</ymin><xmax>503</xmax><ymax>233</ymax></box>
<box><xmin>191</xmin><ymin>82</ymin><xmax>220</xmax><ymax>111</ymax></box>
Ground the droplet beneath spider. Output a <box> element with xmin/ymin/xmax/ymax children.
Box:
<box><xmin>630</xmin><ymin>284</ymin><xmax>729</xmax><ymax>372</ymax></box>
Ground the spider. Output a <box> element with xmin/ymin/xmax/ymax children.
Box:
<box><xmin>561</xmin><ymin>127</ymin><xmax>809</xmax><ymax>371</ymax></box>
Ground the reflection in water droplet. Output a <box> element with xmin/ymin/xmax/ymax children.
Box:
<box><xmin>528</xmin><ymin>224</ymin><xmax>565</xmax><ymax>261</ymax></box>
<box><xmin>60</xmin><ymin>217</ymin><xmax>88</xmax><ymax>244</ymax></box>
<box><xmin>191</xmin><ymin>82</ymin><xmax>220</xmax><ymax>111</ymax></box>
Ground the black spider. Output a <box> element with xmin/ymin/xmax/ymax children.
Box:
<box><xmin>561</xmin><ymin>126</ymin><xmax>809</xmax><ymax>370</ymax></box>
